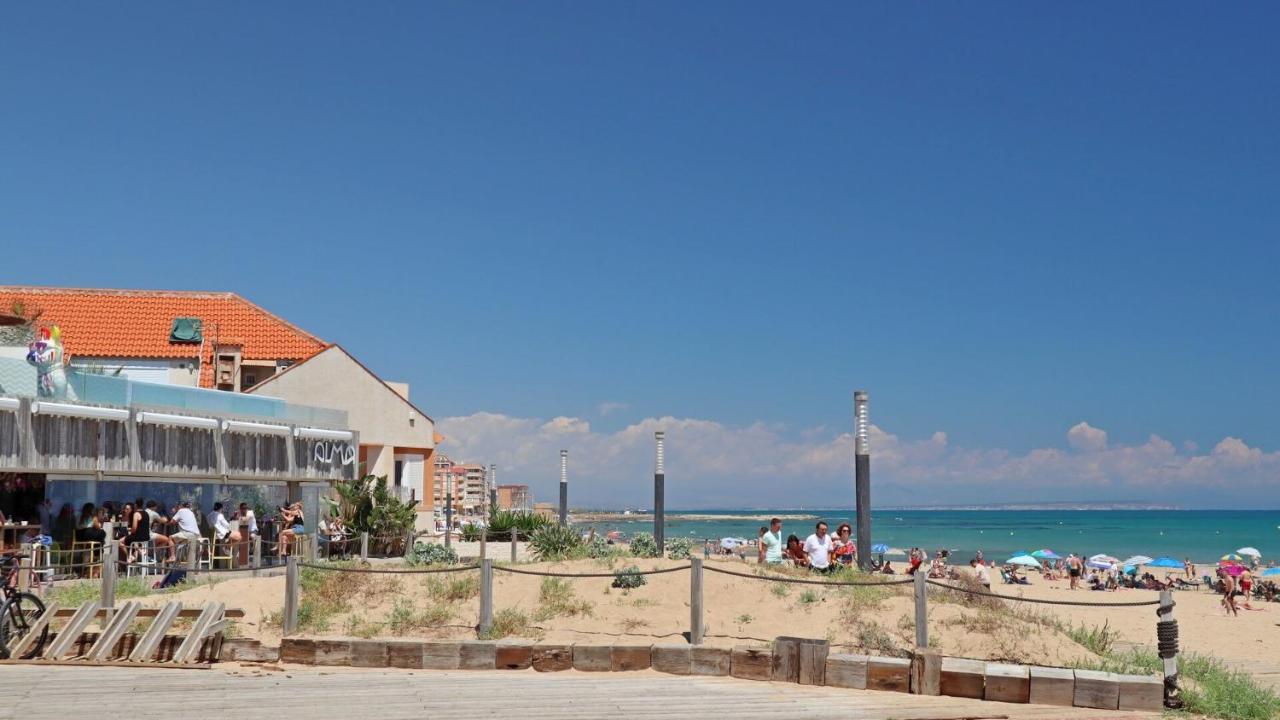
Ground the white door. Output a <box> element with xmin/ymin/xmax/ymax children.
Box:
<box><xmin>394</xmin><ymin>454</ymin><xmax>424</xmax><ymax>505</ymax></box>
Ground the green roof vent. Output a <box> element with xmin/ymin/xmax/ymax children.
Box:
<box><xmin>170</xmin><ymin>317</ymin><xmax>203</xmax><ymax>343</ymax></box>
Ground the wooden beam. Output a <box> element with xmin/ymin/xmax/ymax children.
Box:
<box><xmin>43</xmin><ymin>602</ymin><xmax>99</xmax><ymax>660</ymax></box>
<box><xmin>129</xmin><ymin>602</ymin><xmax>182</xmax><ymax>662</ymax></box>
<box><xmin>87</xmin><ymin>600</ymin><xmax>141</xmax><ymax>661</ymax></box>
<box><xmin>52</xmin><ymin>607</ymin><xmax>245</xmax><ymax>619</ymax></box>
<box><xmin>173</xmin><ymin>602</ymin><xmax>223</xmax><ymax>664</ymax></box>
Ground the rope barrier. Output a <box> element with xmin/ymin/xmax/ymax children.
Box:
<box><xmin>925</xmin><ymin>579</ymin><xmax>1162</xmax><ymax>606</ymax></box>
<box><xmin>121</xmin><ymin>562</ymin><xmax>282</xmax><ymax>575</ymax></box>
<box><xmin>493</xmin><ymin>564</ymin><xmax>690</xmax><ymax>578</ymax></box>
<box><xmin>298</xmin><ymin>562</ymin><xmax>479</xmax><ymax>574</ymax></box>
<box><xmin>703</xmin><ymin>564</ymin><xmax>914</xmax><ymax>586</ymax></box>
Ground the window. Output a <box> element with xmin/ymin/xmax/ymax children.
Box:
<box><xmin>394</xmin><ymin>460</ymin><xmax>404</xmax><ymax>487</ymax></box>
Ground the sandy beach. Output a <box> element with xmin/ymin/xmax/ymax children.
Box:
<box><xmin>130</xmin><ymin>554</ymin><xmax>1279</xmax><ymax>671</ymax></box>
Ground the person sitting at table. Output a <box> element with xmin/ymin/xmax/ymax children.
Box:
<box><xmin>206</xmin><ymin>502</ymin><xmax>242</xmax><ymax>554</ymax></box>
<box><xmin>76</xmin><ymin>503</ymin><xmax>106</xmax><ymax>545</ymax></box>
<box><xmin>277</xmin><ymin>502</ymin><xmax>305</xmax><ymax>558</ymax></box>
<box><xmin>169</xmin><ymin>501</ymin><xmax>202</xmax><ymax>569</ymax></box>
<box><xmin>144</xmin><ymin>501</ymin><xmax>176</xmax><ymax>563</ymax></box>
<box><xmin>119</xmin><ymin>502</ymin><xmax>151</xmax><ymax>563</ymax></box>
<box><xmin>53</xmin><ymin>503</ymin><xmax>76</xmax><ymax>548</ymax></box>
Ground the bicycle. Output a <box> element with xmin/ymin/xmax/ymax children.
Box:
<box><xmin>0</xmin><ymin>552</ymin><xmax>49</xmax><ymax>659</ymax></box>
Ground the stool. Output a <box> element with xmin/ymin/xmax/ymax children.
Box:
<box><xmin>197</xmin><ymin>537</ymin><xmax>212</xmax><ymax>570</ymax></box>
<box><xmin>211</xmin><ymin>534</ymin><xmax>235</xmax><ymax>569</ymax></box>
<box><xmin>71</xmin><ymin>540</ymin><xmax>102</xmax><ymax>579</ymax></box>
<box><xmin>126</xmin><ymin>541</ymin><xmax>158</xmax><ymax>577</ymax></box>
<box><xmin>30</xmin><ymin>544</ymin><xmax>54</xmax><ymax>589</ymax></box>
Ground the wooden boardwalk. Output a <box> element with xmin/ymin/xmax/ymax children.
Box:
<box><xmin>0</xmin><ymin>665</ymin><xmax>1159</xmax><ymax>719</ymax></box>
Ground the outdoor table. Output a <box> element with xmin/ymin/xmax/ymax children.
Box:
<box><xmin>1</xmin><ymin>522</ymin><xmax>38</xmax><ymax>550</ymax></box>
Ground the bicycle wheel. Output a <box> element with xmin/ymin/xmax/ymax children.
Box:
<box><xmin>0</xmin><ymin>592</ymin><xmax>48</xmax><ymax>659</ymax></box>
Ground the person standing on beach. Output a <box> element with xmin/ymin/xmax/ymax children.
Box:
<box><xmin>803</xmin><ymin>521</ymin><xmax>834</xmax><ymax>573</ymax></box>
<box><xmin>759</xmin><ymin>518</ymin><xmax>783</xmax><ymax>565</ymax></box>
<box><xmin>1219</xmin><ymin>568</ymin><xmax>1238</xmax><ymax>616</ymax></box>
<box><xmin>1067</xmin><ymin>554</ymin><xmax>1083</xmax><ymax>590</ymax></box>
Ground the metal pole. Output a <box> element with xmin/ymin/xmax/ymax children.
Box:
<box><xmin>1158</xmin><ymin>589</ymin><xmax>1184</xmax><ymax>708</ymax></box>
<box><xmin>654</xmin><ymin>431</ymin><xmax>666</xmax><ymax>552</ymax></box>
<box><xmin>445</xmin><ymin>470</ymin><xmax>454</xmax><ymax>548</ymax></box>
<box><xmin>488</xmin><ymin>463</ymin><xmax>496</xmax><ymax>515</ymax></box>
<box><xmin>479</xmin><ymin>558</ymin><xmax>493</xmax><ymax>637</ymax></box>
<box><xmin>690</xmin><ymin>556</ymin><xmax>704</xmax><ymax>645</ymax></box>
<box><xmin>558</xmin><ymin>449</ymin><xmax>568</xmax><ymax>526</ymax></box>
<box><xmin>510</xmin><ymin>527</ymin><xmax>518</xmax><ymax>562</ymax></box>
<box><xmin>913</xmin><ymin>571</ymin><xmax>928</xmax><ymax>648</ymax></box>
<box><xmin>284</xmin><ymin>555</ymin><xmax>299</xmax><ymax>636</ymax></box>
<box><xmin>360</xmin><ymin>531</ymin><xmax>369</xmax><ymax>561</ymax></box>
<box><xmin>854</xmin><ymin>391</ymin><xmax>872</xmax><ymax>571</ymax></box>
<box><xmin>479</xmin><ymin>524</ymin><xmax>487</xmax><ymax>560</ymax></box>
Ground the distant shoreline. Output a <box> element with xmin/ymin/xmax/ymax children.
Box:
<box><xmin>571</xmin><ymin>505</ymin><xmax>1200</xmax><ymax>514</ymax></box>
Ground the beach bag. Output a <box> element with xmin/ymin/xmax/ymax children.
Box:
<box><xmin>155</xmin><ymin>569</ymin><xmax>187</xmax><ymax>589</ymax></box>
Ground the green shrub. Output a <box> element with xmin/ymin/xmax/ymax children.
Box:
<box><xmin>460</xmin><ymin>524</ymin><xmax>482</xmax><ymax>542</ymax></box>
<box><xmin>665</xmin><ymin>537</ymin><xmax>694</xmax><ymax>560</ymax></box>
<box><xmin>529</xmin><ymin>525</ymin><xmax>582</xmax><ymax>560</ymax></box>
<box><xmin>612</xmin><ymin>565</ymin><xmax>647</xmax><ymax>589</ymax></box>
<box><xmin>584</xmin><ymin>536</ymin><xmax>613</xmax><ymax>559</ymax></box>
<box><xmin>532</xmin><ymin>577</ymin><xmax>594</xmax><ymax>621</ymax></box>
<box><xmin>408</xmin><ymin>542</ymin><xmax>459</xmax><ymax>566</ymax></box>
<box><xmin>628</xmin><ymin>532</ymin><xmax>659</xmax><ymax>558</ymax></box>
<box><xmin>487</xmin><ymin>510</ymin><xmax>553</xmax><ymax>541</ymax></box>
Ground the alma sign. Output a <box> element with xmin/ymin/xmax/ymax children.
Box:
<box><xmin>313</xmin><ymin>440</ymin><xmax>356</xmax><ymax>467</ymax></box>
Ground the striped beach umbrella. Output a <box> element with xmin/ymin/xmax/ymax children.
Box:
<box><xmin>1219</xmin><ymin>553</ymin><xmax>1245</xmax><ymax>565</ymax></box>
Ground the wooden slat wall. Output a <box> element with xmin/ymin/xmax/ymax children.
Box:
<box><xmin>0</xmin><ymin>410</ymin><xmax>18</xmax><ymax>463</ymax></box>
<box><xmin>225</xmin><ymin>433</ymin><xmax>289</xmax><ymax>477</ymax></box>
<box><xmin>31</xmin><ymin>415</ymin><xmax>100</xmax><ymax>471</ymax></box>
<box><xmin>139</xmin><ymin>425</ymin><xmax>217</xmax><ymax>474</ymax></box>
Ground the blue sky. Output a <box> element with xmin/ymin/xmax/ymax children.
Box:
<box><xmin>3</xmin><ymin>4</ymin><xmax>1278</xmax><ymax>506</ymax></box>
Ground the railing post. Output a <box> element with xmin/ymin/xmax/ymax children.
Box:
<box><xmin>510</xmin><ymin>530</ymin><xmax>518</xmax><ymax>563</ymax></box>
<box><xmin>252</xmin><ymin>535</ymin><xmax>262</xmax><ymax>577</ymax></box>
<box><xmin>283</xmin><ymin>555</ymin><xmax>299</xmax><ymax>636</ymax></box>
<box><xmin>101</xmin><ymin>534</ymin><xmax>118</xmax><ymax>621</ymax></box>
<box><xmin>479</xmin><ymin>558</ymin><xmax>493</xmax><ymax>638</ymax></box>
<box><xmin>405</xmin><ymin>530</ymin><xmax>414</xmax><ymax>558</ymax></box>
<box><xmin>310</xmin><ymin>532</ymin><xmax>320</xmax><ymax>562</ymax></box>
<box><xmin>17</xmin><ymin>543</ymin><xmax>32</xmax><ymax>593</ymax></box>
<box><xmin>1157</xmin><ymin>589</ymin><xmax>1183</xmax><ymax>709</ymax></box>
<box><xmin>360</xmin><ymin>531</ymin><xmax>369</xmax><ymax>561</ymax></box>
<box><xmin>479</xmin><ymin>525</ymin><xmax>487</xmax><ymax>560</ymax></box>
<box><xmin>690</xmin><ymin>557</ymin><xmax>704</xmax><ymax>645</ymax></box>
<box><xmin>913</xmin><ymin>571</ymin><xmax>928</xmax><ymax>648</ymax></box>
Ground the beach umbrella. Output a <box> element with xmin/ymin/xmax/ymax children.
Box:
<box><xmin>1006</xmin><ymin>554</ymin><xmax>1041</xmax><ymax>568</ymax></box>
<box><xmin>1148</xmin><ymin>557</ymin><xmax>1182</xmax><ymax>569</ymax></box>
<box><xmin>1219</xmin><ymin>553</ymin><xmax>1245</xmax><ymax>565</ymax></box>
<box><xmin>1122</xmin><ymin>555</ymin><xmax>1154</xmax><ymax>567</ymax></box>
<box><xmin>1261</xmin><ymin>568</ymin><xmax>1280</xmax><ymax>577</ymax></box>
<box><xmin>1009</xmin><ymin>550</ymin><xmax>1030</xmax><ymax>558</ymax></box>
<box><xmin>1222</xmin><ymin>564</ymin><xmax>1246</xmax><ymax>576</ymax></box>
<box><xmin>719</xmin><ymin>538</ymin><xmax>740</xmax><ymax>550</ymax></box>
<box><xmin>1087</xmin><ymin>559</ymin><xmax>1114</xmax><ymax>570</ymax></box>
<box><xmin>1089</xmin><ymin>554</ymin><xmax>1120</xmax><ymax>565</ymax></box>
<box><xmin>871</xmin><ymin>543</ymin><xmax>890</xmax><ymax>554</ymax></box>
<box><xmin>1031</xmin><ymin>549</ymin><xmax>1061</xmax><ymax>560</ymax></box>
<box><xmin>1237</xmin><ymin>547</ymin><xmax>1262</xmax><ymax>558</ymax></box>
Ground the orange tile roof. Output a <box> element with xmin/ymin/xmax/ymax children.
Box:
<box><xmin>0</xmin><ymin>286</ymin><xmax>326</xmax><ymax>388</ymax></box>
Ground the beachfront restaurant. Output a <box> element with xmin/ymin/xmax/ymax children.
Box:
<box><xmin>0</xmin><ymin>355</ymin><xmax>357</xmax><ymax>548</ymax></box>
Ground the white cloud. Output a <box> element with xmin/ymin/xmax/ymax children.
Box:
<box><xmin>436</xmin><ymin>413</ymin><xmax>1280</xmax><ymax>508</ymax></box>
<box><xmin>597</xmin><ymin>402</ymin><xmax>629</xmax><ymax>416</ymax></box>
<box><xmin>1067</xmin><ymin>422</ymin><xmax>1108</xmax><ymax>452</ymax></box>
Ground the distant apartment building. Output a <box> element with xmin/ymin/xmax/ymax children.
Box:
<box><xmin>432</xmin><ymin>454</ymin><xmax>490</xmax><ymax>516</ymax></box>
<box><xmin>495</xmin><ymin>484</ymin><xmax>530</xmax><ymax>511</ymax></box>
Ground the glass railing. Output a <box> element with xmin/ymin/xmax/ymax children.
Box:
<box><xmin>0</xmin><ymin>354</ymin><xmax>346</xmax><ymax>427</ymax></box>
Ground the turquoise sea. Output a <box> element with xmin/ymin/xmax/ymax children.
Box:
<box><xmin>586</xmin><ymin>510</ymin><xmax>1280</xmax><ymax>563</ymax></box>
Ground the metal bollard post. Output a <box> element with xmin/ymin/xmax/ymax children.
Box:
<box><xmin>913</xmin><ymin>571</ymin><xmax>928</xmax><ymax>648</ymax></box>
<box><xmin>1157</xmin><ymin>589</ymin><xmax>1184</xmax><ymax>708</ymax></box>
<box><xmin>479</xmin><ymin>558</ymin><xmax>493</xmax><ymax>637</ymax></box>
<box><xmin>479</xmin><ymin>526</ymin><xmax>487</xmax><ymax>560</ymax></box>
<box><xmin>360</xmin><ymin>531</ymin><xmax>369</xmax><ymax>561</ymax></box>
<box><xmin>510</xmin><ymin>530</ymin><xmax>518</xmax><ymax>563</ymax></box>
<box><xmin>283</xmin><ymin>555</ymin><xmax>300</xmax><ymax>636</ymax></box>
<box><xmin>252</xmin><ymin>536</ymin><xmax>262</xmax><ymax>577</ymax></box>
<box><xmin>690</xmin><ymin>557</ymin><xmax>704</xmax><ymax>645</ymax></box>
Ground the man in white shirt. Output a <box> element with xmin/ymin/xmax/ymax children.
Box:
<box><xmin>171</xmin><ymin>502</ymin><xmax>201</xmax><ymax>569</ymax></box>
<box><xmin>803</xmin><ymin>521</ymin><xmax>834</xmax><ymax>573</ymax></box>
<box><xmin>970</xmin><ymin>558</ymin><xmax>990</xmax><ymax>589</ymax></box>
<box><xmin>206</xmin><ymin>503</ymin><xmax>242</xmax><ymax>565</ymax></box>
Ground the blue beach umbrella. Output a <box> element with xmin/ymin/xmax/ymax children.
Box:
<box><xmin>1007</xmin><ymin>555</ymin><xmax>1041</xmax><ymax>568</ymax></box>
<box><xmin>1147</xmin><ymin>557</ymin><xmax>1183</xmax><ymax>569</ymax></box>
<box><xmin>1031</xmin><ymin>549</ymin><xmax>1061</xmax><ymax>560</ymax></box>
<box><xmin>871</xmin><ymin>543</ymin><xmax>890</xmax><ymax>554</ymax></box>
<box><xmin>1261</xmin><ymin>568</ymin><xmax>1280</xmax><ymax>577</ymax></box>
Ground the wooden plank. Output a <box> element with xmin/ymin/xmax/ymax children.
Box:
<box><xmin>53</xmin><ymin>607</ymin><xmax>245</xmax><ymax>619</ymax></box>
<box><xmin>940</xmin><ymin>656</ymin><xmax>985</xmax><ymax>699</ymax></box>
<box><xmin>87</xmin><ymin>600</ymin><xmax>141</xmax><ymax>661</ymax></box>
<box><xmin>1117</xmin><ymin>673</ymin><xmax>1163</xmax><ymax>712</ymax></box>
<box><xmin>798</xmin><ymin>640</ymin><xmax>829</xmax><ymax>685</ymax></box>
<box><xmin>1074</xmin><ymin>669</ymin><xmax>1120</xmax><ymax>710</ymax></box>
<box><xmin>43</xmin><ymin>602</ymin><xmax>100</xmax><ymax>660</ymax></box>
<box><xmin>826</xmin><ymin>653</ymin><xmax>870</xmax><ymax>689</ymax></box>
<box><xmin>985</xmin><ymin>662</ymin><xmax>1030</xmax><ymax>704</ymax></box>
<box><xmin>572</xmin><ymin>644</ymin><xmax>611</xmax><ymax>672</ymax></box>
<box><xmin>771</xmin><ymin>636</ymin><xmax>802</xmax><ymax>682</ymax></box>
<box><xmin>910</xmin><ymin>647</ymin><xmax>941</xmax><ymax>695</ymax></box>
<box><xmin>0</xmin><ymin>659</ymin><xmax>210</xmax><ymax>670</ymax></box>
<box><xmin>131</xmin><ymin>602</ymin><xmax>182</xmax><ymax>662</ymax></box>
<box><xmin>651</xmin><ymin>644</ymin><xmax>691</xmax><ymax>675</ymax></box>
<box><xmin>173</xmin><ymin>602</ymin><xmax>223</xmax><ymax>664</ymax></box>
<box><xmin>867</xmin><ymin>656</ymin><xmax>912</xmax><ymax>693</ymax></box>
<box><xmin>610</xmin><ymin>644</ymin><xmax>651</xmax><ymax>672</ymax></box>
<box><xmin>1029</xmin><ymin>665</ymin><xmax>1074</xmax><ymax>707</ymax></box>
<box><xmin>689</xmin><ymin>557</ymin><xmax>704</xmax><ymax>644</ymax></box>
<box><xmin>690</xmin><ymin>646</ymin><xmax>730</xmax><ymax>676</ymax></box>
<box><xmin>5</xmin><ymin>601</ymin><xmax>59</xmax><ymax>659</ymax></box>
<box><xmin>730</xmin><ymin>646</ymin><xmax>771</xmax><ymax>681</ymax></box>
